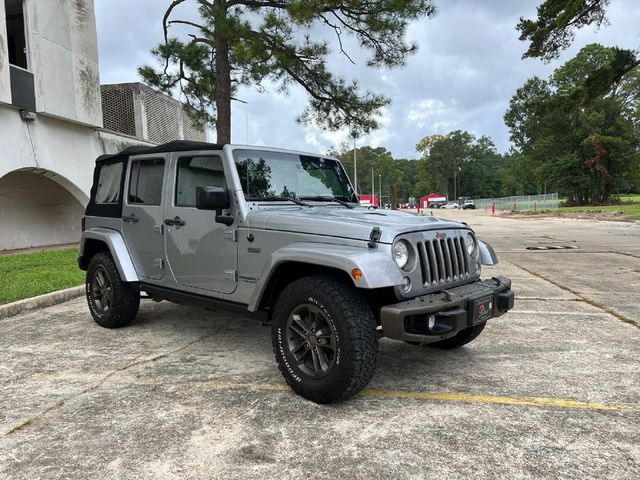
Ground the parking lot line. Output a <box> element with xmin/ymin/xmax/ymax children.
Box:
<box><xmin>358</xmin><ymin>389</ymin><xmax>631</xmax><ymax>411</ymax></box>
<box><xmin>104</xmin><ymin>377</ymin><xmax>633</xmax><ymax>412</ymax></box>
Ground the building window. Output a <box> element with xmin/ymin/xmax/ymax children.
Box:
<box><xmin>5</xmin><ymin>0</ymin><xmax>28</xmax><ymax>69</ymax></box>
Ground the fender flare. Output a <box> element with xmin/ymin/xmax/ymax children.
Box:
<box><xmin>79</xmin><ymin>228</ymin><xmax>139</xmax><ymax>282</ymax></box>
<box><xmin>247</xmin><ymin>242</ymin><xmax>404</xmax><ymax>312</ymax></box>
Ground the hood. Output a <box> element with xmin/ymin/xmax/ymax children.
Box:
<box><xmin>244</xmin><ymin>206</ymin><xmax>468</xmax><ymax>243</ymax></box>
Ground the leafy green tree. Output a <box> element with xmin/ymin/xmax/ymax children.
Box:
<box><xmin>395</xmin><ymin>158</ymin><xmax>418</xmax><ymax>201</ymax></box>
<box><xmin>414</xmin><ymin>157</ymin><xmax>436</xmax><ymax>198</ymax></box>
<box><xmin>333</xmin><ymin>145</ymin><xmax>407</xmax><ymax>207</ymax></box>
<box><xmin>460</xmin><ymin>136</ymin><xmax>504</xmax><ymax>198</ymax></box>
<box><xmin>336</xmin><ymin>146</ymin><xmax>389</xmax><ymax>195</ymax></box>
<box><xmin>518</xmin><ymin>1</ymin><xmax>638</xmax><ymax>101</ymax></box>
<box><xmin>517</xmin><ymin>0</ymin><xmax>611</xmax><ymax>61</ymax></box>
<box><xmin>139</xmin><ymin>0</ymin><xmax>436</xmax><ymax>143</ymax></box>
<box><xmin>505</xmin><ymin>44</ymin><xmax>640</xmax><ymax>204</ymax></box>
<box><xmin>500</xmin><ymin>150</ymin><xmax>541</xmax><ymax>196</ymax></box>
<box><xmin>416</xmin><ymin>130</ymin><xmax>475</xmax><ymax>199</ymax></box>
<box><xmin>376</xmin><ymin>155</ymin><xmax>405</xmax><ymax>207</ymax></box>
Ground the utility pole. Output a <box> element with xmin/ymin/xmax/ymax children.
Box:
<box><xmin>453</xmin><ymin>168</ymin><xmax>457</xmax><ymax>201</ymax></box>
<box><xmin>379</xmin><ymin>174</ymin><xmax>382</xmax><ymax>208</ymax></box>
<box><xmin>371</xmin><ymin>165</ymin><xmax>375</xmax><ymax>206</ymax></box>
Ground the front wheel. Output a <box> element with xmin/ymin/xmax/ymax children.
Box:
<box><xmin>271</xmin><ymin>276</ymin><xmax>378</xmax><ymax>403</ymax></box>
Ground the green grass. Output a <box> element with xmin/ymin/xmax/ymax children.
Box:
<box><xmin>0</xmin><ymin>248</ymin><xmax>84</xmax><ymax>305</ymax></box>
<box><xmin>559</xmin><ymin>197</ymin><xmax>640</xmax><ymax>221</ymax></box>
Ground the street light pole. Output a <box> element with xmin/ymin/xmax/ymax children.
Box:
<box><xmin>379</xmin><ymin>174</ymin><xmax>382</xmax><ymax>208</ymax></box>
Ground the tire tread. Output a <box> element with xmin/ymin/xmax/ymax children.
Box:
<box><xmin>86</xmin><ymin>252</ymin><xmax>139</xmax><ymax>328</ymax></box>
<box><xmin>272</xmin><ymin>275</ymin><xmax>377</xmax><ymax>403</ymax></box>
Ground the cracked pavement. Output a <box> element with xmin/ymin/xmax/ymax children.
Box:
<box><xmin>0</xmin><ymin>210</ymin><xmax>639</xmax><ymax>479</ymax></box>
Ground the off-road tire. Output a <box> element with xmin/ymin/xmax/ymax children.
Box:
<box><xmin>428</xmin><ymin>322</ymin><xmax>486</xmax><ymax>349</ymax></box>
<box><xmin>272</xmin><ymin>275</ymin><xmax>377</xmax><ymax>404</ymax></box>
<box><xmin>86</xmin><ymin>252</ymin><xmax>139</xmax><ymax>328</ymax></box>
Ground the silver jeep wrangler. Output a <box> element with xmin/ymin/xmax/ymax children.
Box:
<box><xmin>78</xmin><ymin>141</ymin><xmax>514</xmax><ymax>403</ymax></box>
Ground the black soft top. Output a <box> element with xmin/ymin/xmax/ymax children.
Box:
<box><xmin>87</xmin><ymin>141</ymin><xmax>224</xmax><ymax>218</ymax></box>
<box><xmin>96</xmin><ymin>140</ymin><xmax>225</xmax><ymax>163</ymax></box>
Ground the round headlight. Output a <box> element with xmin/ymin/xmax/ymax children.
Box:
<box><xmin>393</xmin><ymin>240</ymin><xmax>410</xmax><ymax>269</ymax></box>
<box><xmin>465</xmin><ymin>233</ymin><xmax>477</xmax><ymax>256</ymax></box>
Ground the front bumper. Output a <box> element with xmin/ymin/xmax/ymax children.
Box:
<box><xmin>380</xmin><ymin>276</ymin><xmax>514</xmax><ymax>343</ymax></box>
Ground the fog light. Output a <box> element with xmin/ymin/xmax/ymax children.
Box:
<box><xmin>428</xmin><ymin>314</ymin><xmax>436</xmax><ymax>330</ymax></box>
<box><xmin>403</xmin><ymin>276</ymin><xmax>411</xmax><ymax>292</ymax></box>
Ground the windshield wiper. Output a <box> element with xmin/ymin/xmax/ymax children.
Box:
<box><xmin>245</xmin><ymin>195</ymin><xmax>312</xmax><ymax>207</ymax></box>
<box><xmin>299</xmin><ymin>196</ymin><xmax>355</xmax><ymax>209</ymax></box>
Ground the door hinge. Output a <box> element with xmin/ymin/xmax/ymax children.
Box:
<box><xmin>224</xmin><ymin>269</ymin><xmax>238</xmax><ymax>282</ymax></box>
<box><xmin>154</xmin><ymin>224</ymin><xmax>165</xmax><ymax>235</ymax></box>
<box><xmin>224</xmin><ymin>229</ymin><xmax>238</xmax><ymax>242</ymax></box>
<box><xmin>154</xmin><ymin>258</ymin><xmax>164</xmax><ymax>270</ymax></box>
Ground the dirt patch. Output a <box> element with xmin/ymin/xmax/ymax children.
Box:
<box><xmin>501</xmin><ymin>210</ymin><xmax>633</xmax><ymax>222</ymax></box>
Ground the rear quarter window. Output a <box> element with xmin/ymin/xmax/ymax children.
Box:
<box><xmin>95</xmin><ymin>163</ymin><xmax>123</xmax><ymax>204</ymax></box>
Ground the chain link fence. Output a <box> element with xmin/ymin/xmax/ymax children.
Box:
<box><xmin>472</xmin><ymin>193</ymin><xmax>559</xmax><ymax>211</ymax></box>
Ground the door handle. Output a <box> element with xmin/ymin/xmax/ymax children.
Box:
<box><xmin>122</xmin><ymin>213</ymin><xmax>139</xmax><ymax>223</ymax></box>
<box><xmin>164</xmin><ymin>216</ymin><xmax>186</xmax><ymax>229</ymax></box>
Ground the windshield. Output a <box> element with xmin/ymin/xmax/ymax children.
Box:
<box><xmin>233</xmin><ymin>149</ymin><xmax>357</xmax><ymax>203</ymax></box>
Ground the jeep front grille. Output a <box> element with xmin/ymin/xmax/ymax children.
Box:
<box><xmin>416</xmin><ymin>236</ymin><xmax>470</xmax><ymax>287</ymax></box>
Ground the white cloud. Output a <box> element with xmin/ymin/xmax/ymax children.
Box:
<box><xmin>95</xmin><ymin>0</ymin><xmax>640</xmax><ymax>158</ymax></box>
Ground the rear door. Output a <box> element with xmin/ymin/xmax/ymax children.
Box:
<box><xmin>122</xmin><ymin>155</ymin><xmax>167</xmax><ymax>280</ymax></box>
<box><xmin>164</xmin><ymin>152</ymin><xmax>238</xmax><ymax>294</ymax></box>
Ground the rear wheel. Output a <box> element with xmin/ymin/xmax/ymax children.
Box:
<box><xmin>86</xmin><ymin>252</ymin><xmax>139</xmax><ymax>328</ymax></box>
<box><xmin>272</xmin><ymin>275</ymin><xmax>377</xmax><ymax>403</ymax></box>
<box><xmin>428</xmin><ymin>322</ymin><xmax>486</xmax><ymax>349</ymax></box>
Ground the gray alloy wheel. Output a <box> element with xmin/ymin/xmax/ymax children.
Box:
<box><xmin>286</xmin><ymin>304</ymin><xmax>338</xmax><ymax>378</ymax></box>
<box><xmin>271</xmin><ymin>275</ymin><xmax>378</xmax><ymax>403</ymax></box>
<box><xmin>89</xmin><ymin>266</ymin><xmax>113</xmax><ymax>315</ymax></box>
<box><xmin>86</xmin><ymin>252</ymin><xmax>139</xmax><ymax>328</ymax></box>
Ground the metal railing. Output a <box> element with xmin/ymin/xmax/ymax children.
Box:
<box><xmin>472</xmin><ymin>193</ymin><xmax>559</xmax><ymax>211</ymax></box>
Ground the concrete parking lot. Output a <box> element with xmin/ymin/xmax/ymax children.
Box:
<box><xmin>1</xmin><ymin>211</ymin><xmax>639</xmax><ymax>479</ymax></box>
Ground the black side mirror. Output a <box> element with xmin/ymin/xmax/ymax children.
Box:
<box><xmin>196</xmin><ymin>185</ymin><xmax>229</xmax><ymax>210</ymax></box>
<box><xmin>195</xmin><ymin>186</ymin><xmax>233</xmax><ymax>225</ymax></box>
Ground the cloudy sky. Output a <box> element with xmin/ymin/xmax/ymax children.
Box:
<box><xmin>95</xmin><ymin>0</ymin><xmax>640</xmax><ymax>158</ymax></box>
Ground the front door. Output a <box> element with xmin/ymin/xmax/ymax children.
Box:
<box><xmin>122</xmin><ymin>156</ymin><xmax>166</xmax><ymax>280</ymax></box>
<box><xmin>164</xmin><ymin>152</ymin><xmax>238</xmax><ymax>294</ymax></box>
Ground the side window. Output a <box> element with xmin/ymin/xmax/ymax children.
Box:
<box><xmin>95</xmin><ymin>163</ymin><xmax>123</xmax><ymax>204</ymax></box>
<box><xmin>175</xmin><ymin>156</ymin><xmax>225</xmax><ymax>207</ymax></box>
<box><xmin>128</xmin><ymin>158</ymin><xmax>165</xmax><ymax>205</ymax></box>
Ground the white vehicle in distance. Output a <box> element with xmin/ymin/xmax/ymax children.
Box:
<box><xmin>442</xmin><ymin>202</ymin><xmax>459</xmax><ymax>209</ymax></box>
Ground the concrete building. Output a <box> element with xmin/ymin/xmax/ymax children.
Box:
<box><xmin>101</xmin><ymin>83</ymin><xmax>208</xmax><ymax>144</ymax></box>
<box><xmin>0</xmin><ymin>1</ymin><xmax>204</xmax><ymax>250</ymax></box>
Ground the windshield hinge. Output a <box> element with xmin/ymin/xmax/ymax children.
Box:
<box><xmin>368</xmin><ymin>227</ymin><xmax>382</xmax><ymax>249</ymax></box>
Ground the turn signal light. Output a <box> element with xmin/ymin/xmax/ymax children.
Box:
<box><xmin>351</xmin><ymin>268</ymin><xmax>363</xmax><ymax>280</ymax></box>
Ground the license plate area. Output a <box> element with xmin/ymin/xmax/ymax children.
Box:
<box><xmin>473</xmin><ymin>295</ymin><xmax>494</xmax><ymax>324</ymax></box>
